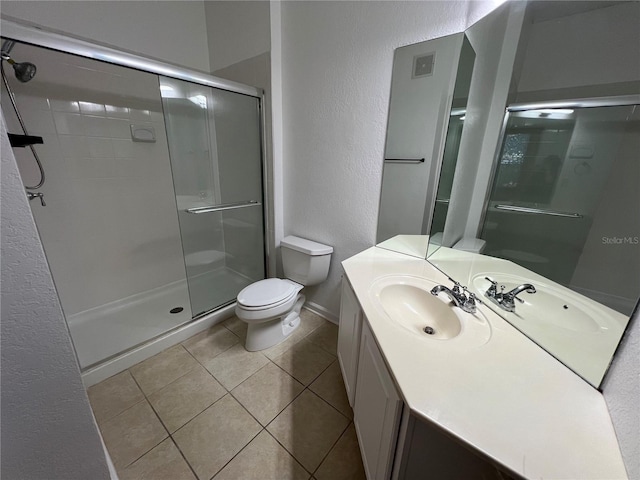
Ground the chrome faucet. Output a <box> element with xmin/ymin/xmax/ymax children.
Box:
<box><xmin>484</xmin><ymin>277</ymin><xmax>536</xmax><ymax>312</ymax></box>
<box><xmin>430</xmin><ymin>280</ymin><xmax>478</xmax><ymax>314</ymax></box>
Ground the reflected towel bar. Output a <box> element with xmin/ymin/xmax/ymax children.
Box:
<box><xmin>384</xmin><ymin>158</ymin><xmax>425</xmax><ymax>164</ymax></box>
<box><xmin>495</xmin><ymin>204</ymin><xmax>583</xmax><ymax>218</ymax></box>
<box><xmin>186</xmin><ymin>200</ymin><xmax>261</xmax><ymax>214</ymax></box>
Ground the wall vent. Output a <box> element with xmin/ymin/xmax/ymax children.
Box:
<box><xmin>413</xmin><ymin>53</ymin><xmax>435</xmax><ymax>78</ymax></box>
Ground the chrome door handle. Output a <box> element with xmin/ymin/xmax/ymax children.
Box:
<box><xmin>185</xmin><ymin>200</ymin><xmax>261</xmax><ymax>214</ymax></box>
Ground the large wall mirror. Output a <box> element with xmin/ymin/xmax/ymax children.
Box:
<box><xmin>377</xmin><ymin>0</ymin><xmax>640</xmax><ymax>388</ymax></box>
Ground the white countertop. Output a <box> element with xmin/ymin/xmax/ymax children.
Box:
<box><xmin>343</xmin><ymin>246</ymin><xmax>627</xmax><ymax>480</ymax></box>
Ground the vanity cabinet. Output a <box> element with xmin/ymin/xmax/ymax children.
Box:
<box><xmin>337</xmin><ymin>276</ymin><xmax>363</xmax><ymax>405</ymax></box>
<box><xmin>353</xmin><ymin>320</ymin><xmax>403</xmax><ymax>480</ymax></box>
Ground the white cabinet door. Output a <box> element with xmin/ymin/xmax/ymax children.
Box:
<box><xmin>337</xmin><ymin>276</ymin><xmax>363</xmax><ymax>406</ymax></box>
<box><xmin>354</xmin><ymin>320</ymin><xmax>403</xmax><ymax>480</ymax></box>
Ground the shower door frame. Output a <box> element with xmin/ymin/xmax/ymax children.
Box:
<box><xmin>1</xmin><ymin>17</ymin><xmax>272</xmax><ymax>280</ymax></box>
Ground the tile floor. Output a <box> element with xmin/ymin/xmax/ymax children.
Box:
<box><xmin>88</xmin><ymin>310</ymin><xmax>366</xmax><ymax>480</ymax></box>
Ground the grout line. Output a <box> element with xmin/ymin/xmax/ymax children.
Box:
<box><xmin>206</xmin><ymin>427</ymin><xmax>265</xmax><ymax>480</ymax></box>
<box><xmin>169</xmin><ymin>436</ymin><xmax>200</xmax><ymax>480</ymax></box>
<box><xmin>115</xmin><ymin>373</ymin><xmax>170</xmax><ymax>471</ymax></box>
<box><xmin>228</xmin><ymin>383</ymin><xmax>272</xmax><ymax>428</ymax></box>
<box><xmin>170</xmin><ymin>392</ymin><xmax>230</xmax><ymax>437</ymax></box>
<box><xmin>262</xmin><ymin>428</ymin><xmax>314</xmax><ymax>476</ymax></box>
<box><xmin>306</xmin><ymin>383</ymin><xmax>352</xmax><ymax>422</ymax></box>
<box><xmin>311</xmin><ymin>419</ymin><xmax>352</xmax><ymax>477</ymax></box>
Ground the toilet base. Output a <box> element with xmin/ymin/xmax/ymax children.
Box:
<box><xmin>245</xmin><ymin>295</ymin><xmax>306</xmax><ymax>351</ymax></box>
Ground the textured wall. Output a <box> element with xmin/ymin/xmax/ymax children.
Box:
<box><xmin>280</xmin><ymin>1</ymin><xmax>470</xmax><ymax>317</ymax></box>
<box><xmin>603</xmin><ymin>309</ymin><xmax>640</xmax><ymax>480</ymax></box>
<box><xmin>1</xmin><ymin>111</ymin><xmax>110</xmax><ymax>479</ymax></box>
<box><xmin>1</xmin><ymin>0</ymin><xmax>210</xmax><ymax>71</ymax></box>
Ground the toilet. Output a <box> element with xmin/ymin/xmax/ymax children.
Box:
<box><xmin>235</xmin><ymin>235</ymin><xmax>333</xmax><ymax>351</ymax></box>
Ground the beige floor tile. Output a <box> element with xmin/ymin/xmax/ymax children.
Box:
<box><xmin>130</xmin><ymin>345</ymin><xmax>199</xmax><ymax>395</ymax></box>
<box><xmin>119</xmin><ymin>438</ymin><xmax>196</xmax><ymax>480</ymax></box>
<box><xmin>88</xmin><ymin>370</ymin><xmax>145</xmax><ymax>424</ymax></box>
<box><xmin>272</xmin><ymin>340</ymin><xmax>335</xmax><ymax>386</ymax></box>
<box><xmin>213</xmin><ymin>430</ymin><xmax>309</xmax><ymax>480</ymax></box>
<box><xmin>148</xmin><ymin>365</ymin><xmax>226</xmax><ymax>433</ymax></box>
<box><xmin>263</xmin><ymin>310</ymin><xmax>326</xmax><ymax>360</ymax></box>
<box><xmin>232</xmin><ymin>362</ymin><xmax>305</xmax><ymax>426</ymax></box>
<box><xmin>100</xmin><ymin>401</ymin><xmax>168</xmax><ymax>469</ymax></box>
<box><xmin>173</xmin><ymin>394</ymin><xmax>262</xmax><ymax>480</ymax></box>
<box><xmin>267</xmin><ymin>390</ymin><xmax>350</xmax><ymax>472</ymax></box>
<box><xmin>204</xmin><ymin>343</ymin><xmax>269</xmax><ymax>390</ymax></box>
<box><xmin>304</xmin><ymin>321</ymin><xmax>338</xmax><ymax>355</ymax></box>
<box><xmin>223</xmin><ymin>315</ymin><xmax>247</xmax><ymax>340</ymax></box>
<box><xmin>309</xmin><ymin>360</ymin><xmax>352</xmax><ymax>419</ymax></box>
<box><xmin>315</xmin><ymin>423</ymin><xmax>365</xmax><ymax>480</ymax></box>
<box><xmin>182</xmin><ymin>324</ymin><xmax>239</xmax><ymax>364</ymax></box>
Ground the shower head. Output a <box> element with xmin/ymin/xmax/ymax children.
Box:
<box><xmin>6</xmin><ymin>58</ymin><xmax>37</xmax><ymax>83</ymax></box>
<box><xmin>1</xmin><ymin>39</ymin><xmax>36</xmax><ymax>82</ymax></box>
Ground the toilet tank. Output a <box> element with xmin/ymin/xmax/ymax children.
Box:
<box><xmin>281</xmin><ymin>236</ymin><xmax>333</xmax><ymax>286</ymax></box>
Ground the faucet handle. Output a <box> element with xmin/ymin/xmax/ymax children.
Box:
<box><xmin>484</xmin><ymin>277</ymin><xmax>497</xmax><ymax>287</ymax></box>
<box><xmin>464</xmin><ymin>288</ymin><xmax>482</xmax><ymax>305</ymax></box>
<box><xmin>27</xmin><ymin>191</ymin><xmax>46</xmax><ymax>206</ymax></box>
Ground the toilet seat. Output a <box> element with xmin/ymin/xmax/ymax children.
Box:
<box><xmin>237</xmin><ymin>278</ymin><xmax>298</xmax><ymax>309</ymax></box>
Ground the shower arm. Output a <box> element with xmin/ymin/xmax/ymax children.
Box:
<box><xmin>1</xmin><ymin>61</ymin><xmax>46</xmax><ymax>191</ymax></box>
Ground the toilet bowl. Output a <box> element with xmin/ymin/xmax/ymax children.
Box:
<box><xmin>235</xmin><ymin>236</ymin><xmax>333</xmax><ymax>351</ymax></box>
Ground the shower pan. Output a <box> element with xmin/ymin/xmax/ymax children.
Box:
<box><xmin>0</xmin><ymin>28</ymin><xmax>267</xmax><ymax>380</ymax></box>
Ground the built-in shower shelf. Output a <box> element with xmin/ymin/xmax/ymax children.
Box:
<box><xmin>8</xmin><ymin>133</ymin><xmax>43</xmax><ymax>148</ymax></box>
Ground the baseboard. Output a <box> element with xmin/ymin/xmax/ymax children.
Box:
<box><xmin>303</xmin><ymin>301</ymin><xmax>338</xmax><ymax>324</ymax></box>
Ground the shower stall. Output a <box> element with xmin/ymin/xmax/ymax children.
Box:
<box><xmin>1</xmin><ymin>25</ymin><xmax>267</xmax><ymax>380</ymax></box>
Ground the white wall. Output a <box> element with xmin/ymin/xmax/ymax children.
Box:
<box><xmin>280</xmin><ymin>0</ymin><xmax>472</xmax><ymax>317</ymax></box>
<box><xmin>1</xmin><ymin>0</ymin><xmax>210</xmax><ymax>71</ymax></box>
<box><xmin>1</xmin><ymin>112</ymin><xmax>110</xmax><ymax>480</ymax></box>
<box><xmin>204</xmin><ymin>0</ymin><xmax>270</xmax><ymax>72</ymax></box>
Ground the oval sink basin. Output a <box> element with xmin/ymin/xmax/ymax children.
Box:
<box><xmin>370</xmin><ymin>275</ymin><xmax>491</xmax><ymax>347</ymax></box>
<box><xmin>378</xmin><ymin>284</ymin><xmax>462</xmax><ymax>339</ymax></box>
<box><xmin>472</xmin><ymin>274</ymin><xmax>604</xmax><ymax>333</ymax></box>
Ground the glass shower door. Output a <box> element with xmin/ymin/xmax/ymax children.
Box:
<box><xmin>160</xmin><ymin>77</ymin><xmax>265</xmax><ymax>317</ymax></box>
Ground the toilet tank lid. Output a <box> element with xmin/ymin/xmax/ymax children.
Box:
<box><xmin>281</xmin><ymin>236</ymin><xmax>333</xmax><ymax>255</ymax></box>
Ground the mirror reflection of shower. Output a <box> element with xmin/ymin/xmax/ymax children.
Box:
<box><xmin>1</xmin><ymin>38</ymin><xmax>46</xmax><ymax>200</ymax></box>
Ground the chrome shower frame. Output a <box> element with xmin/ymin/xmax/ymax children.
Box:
<box><xmin>0</xmin><ymin>17</ymin><xmax>272</xmax><ymax>278</ymax></box>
